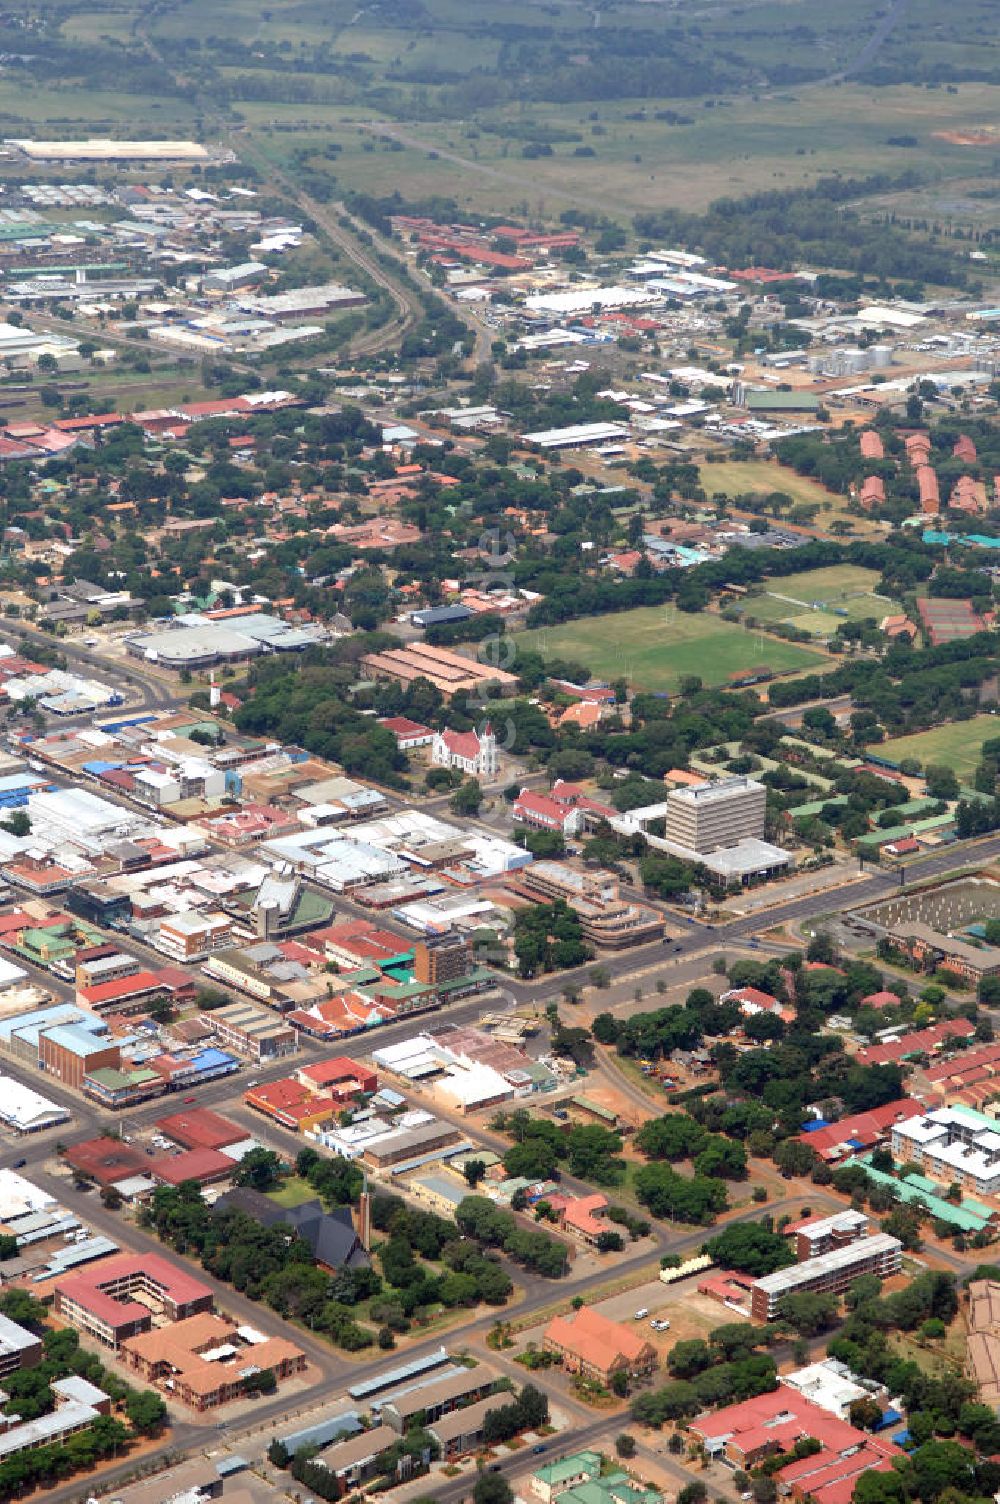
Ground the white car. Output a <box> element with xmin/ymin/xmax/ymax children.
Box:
<box><xmin>651</xmin><ymin>1318</ymin><xmax>671</xmax><ymax>1331</ymax></box>
<box><xmin>634</xmin><ymin>1308</ymin><xmax>649</xmax><ymax>1320</ymax></box>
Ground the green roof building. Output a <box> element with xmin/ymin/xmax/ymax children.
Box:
<box><xmin>533</xmin><ymin>1451</ymin><xmax>602</xmax><ymax>1503</ymax></box>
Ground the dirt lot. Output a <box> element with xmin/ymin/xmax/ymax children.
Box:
<box><xmin>517</xmin><ymin>1273</ymin><xmax>745</xmax><ymax>1362</ymax></box>
<box><xmin>564</xmin><ymin>1081</ymin><xmax>657</xmax><ymax>1132</ymax></box>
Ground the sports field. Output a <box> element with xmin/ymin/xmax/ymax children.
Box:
<box><xmin>514</xmin><ymin>608</ymin><xmax>827</xmax><ymax>692</ymax></box>
<box><xmin>870</xmin><ymin>716</ymin><xmax>1000</xmax><ymax>783</ymax></box>
<box><xmin>744</xmin><ymin>565</ymin><xmax>896</xmax><ymax>637</ymax></box>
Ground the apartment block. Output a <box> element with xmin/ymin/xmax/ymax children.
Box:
<box><xmin>750</xmin><ymin>1233</ymin><xmax>902</xmax><ymax>1320</ymax></box>
<box><xmin>892</xmin><ymin>1104</ymin><xmax>1000</xmax><ymax>1197</ymax></box>
<box><xmin>0</xmin><ymin>1314</ymin><xmax>42</xmax><ymax>1379</ymax></box>
<box><xmin>791</xmin><ymin>1209</ymin><xmax>871</xmax><ymax>1261</ymax></box>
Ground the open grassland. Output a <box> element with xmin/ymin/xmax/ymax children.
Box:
<box><xmin>9</xmin><ymin>0</ymin><xmax>998</xmax><ymax>224</ymax></box>
<box><xmin>700</xmin><ymin>460</ymin><xmax>888</xmax><ymax>538</ymax></box>
<box><xmin>236</xmin><ymin>81</ymin><xmax>1000</xmax><ymax>219</ymax></box>
<box><xmin>870</xmin><ymin>715</ymin><xmax>1000</xmax><ymax>781</ymax></box>
<box><xmin>700</xmin><ymin>461</ymin><xmax>841</xmax><ymax>509</ymax></box>
<box><xmin>514</xmin><ymin>607</ymin><xmax>828</xmax><ymax>692</ymax></box>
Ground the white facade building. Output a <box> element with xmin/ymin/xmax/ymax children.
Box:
<box><xmin>431</xmin><ymin>724</ymin><xmax>498</xmax><ymax>779</ymax></box>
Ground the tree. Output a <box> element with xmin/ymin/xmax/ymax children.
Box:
<box><xmin>268</xmin><ymin>1439</ymin><xmax>290</xmax><ymax>1467</ymax></box>
<box><xmin>125</xmin><ymin>1390</ymin><xmax>167</xmax><ymax>1435</ymax></box>
<box><xmin>668</xmin><ymin>1339</ymin><xmax>713</xmax><ymax>1379</ymax></box>
<box><xmin>924</xmin><ymin>765</ymin><xmax>959</xmax><ymax>802</ymax></box>
<box><xmin>473</xmin><ymin>1474</ymin><xmax>514</xmax><ymax>1504</ymax></box>
<box><xmin>616</xmin><ymin>1433</ymin><xmax>637</xmax><ymax>1458</ymax></box>
<box><xmin>463</xmin><ymin>1159</ymin><xmax>487</xmax><ymax>1188</ymax></box>
<box><xmin>703</xmin><ymin>1223</ymin><xmax>795</xmax><ymax>1276</ymax></box>
<box><xmin>777</xmin><ymin>1291</ymin><xmax>839</xmax><ymax>1336</ymax></box>
<box><xmin>233</xmin><ymin>1148</ymin><xmax>284</xmax><ymax>1192</ymax></box>
<box><xmin>678</xmin><ymin>1483</ymin><xmax>707</xmax><ymax>1504</ymax></box>
<box><xmin>450</xmin><ymin>779</ymin><xmax>483</xmax><ymax>816</ymax></box>
<box><xmin>773</xmin><ymin>1140</ymin><xmax>819</xmax><ymax>1178</ymax></box>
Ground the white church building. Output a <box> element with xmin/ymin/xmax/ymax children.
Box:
<box><xmin>431</xmin><ymin>723</ymin><xmax>499</xmax><ymax>779</ymax></box>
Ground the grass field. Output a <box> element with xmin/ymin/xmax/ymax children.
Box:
<box><xmin>699</xmin><ymin>461</ymin><xmax>840</xmax><ymax>509</ymax></box>
<box><xmin>871</xmin><ymin>716</ymin><xmax>1000</xmax><ymax>782</ymax></box>
<box><xmin>743</xmin><ymin>565</ymin><xmax>897</xmax><ymax>637</ymax></box>
<box><xmin>514</xmin><ymin>608</ymin><xmax>827</xmax><ymax>692</ymax></box>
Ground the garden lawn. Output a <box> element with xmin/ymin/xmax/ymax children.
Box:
<box><xmin>265</xmin><ymin>1176</ymin><xmax>317</xmax><ymax>1209</ymax></box>
<box><xmin>514</xmin><ymin>608</ymin><xmax>827</xmax><ymax>692</ymax></box>
<box><xmin>870</xmin><ymin>716</ymin><xmax>1000</xmax><ymax>783</ymax></box>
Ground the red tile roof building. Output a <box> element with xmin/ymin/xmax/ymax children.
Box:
<box><xmin>121</xmin><ymin>1311</ymin><xmax>306</xmax><ymax>1412</ymax></box>
<box><xmin>296</xmin><ymin>1056</ymin><xmax>378</xmax><ymax>1098</ymax></box>
<box><xmin>155</xmin><ymin>1108</ymin><xmax>246</xmax><ymax>1151</ymax></box>
<box><xmin>148</xmin><ymin>1147</ymin><xmax>236</xmax><ymax>1187</ymax></box>
<box><xmin>916</xmin><ymin>464</ymin><xmax>940</xmax><ymax>514</ymax></box>
<box><xmin>916</xmin><ymin>1040</ymin><xmax>1000</xmax><ymax>1107</ymax></box>
<box><xmin>378</xmin><ymin>716</ymin><xmax>435</xmax><ymax>749</ymax></box>
<box><xmin>797</xmin><ymin>1098</ymin><xmax>924</xmax><ymax>1162</ymax></box>
<box><xmin>511</xmin><ymin>788</ymin><xmax>584</xmax><ymax>835</ymax></box>
<box><xmin>855</xmin><ymin>1015</ymin><xmax>974</xmax><ymax>1067</ymax></box>
<box><xmin>691</xmin><ymin>1386</ymin><xmax>901</xmax><ymax>1496</ymax></box>
<box><xmin>859</xmin><ymin>475</ymin><xmax>885</xmax><ymax>509</ymax></box>
<box><xmin>55</xmin><ymin>1254</ymin><xmax>214</xmax><ymax>1350</ymax></box>
<box><xmin>950</xmin><ymin>475</ymin><xmax>988</xmax><ymax>514</ymax></box>
<box><xmin>859</xmin><ymin>430</ymin><xmax>885</xmax><ymax>461</ymax></box>
<box><xmin>543</xmin><ymin>1307</ymin><xmax>657</xmax><ymax>1384</ymax></box>
<box><xmin>544</xmin><ymin>1192</ymin><xmax>610</xmax><ymax>1245</ymax></box>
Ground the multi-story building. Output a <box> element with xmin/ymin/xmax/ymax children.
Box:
<box><xmin>121</xmin><ymin>1311</ymin><xmax>305</xmax><ymax>1411</ymax></box>
<box><xmin>664</xmin><ymin>776</ymin><xmax>767</xmax><ymax>855</ymax></box>
<box><xmin>883</xmin><ymin>922</ymin><xmax>1000</xmax><ymax>984</ymax></box>
<box><xmin>429</xmin><ymin>1396</ymin><xmax>506</xmax><ymax>1460</ymax></box>
<box><xmin>54</xmin><ymin>1254</ymin><xmax>214</xmax><ymax>1350</ymax></box>
<box><xmin>75</xmin><ymin>948</ymin><xmax>140</xmax><ymax>989</ymax></box>
<box><xmin>199</xmin><ymin>1000</ymin><xmax>297</xmax><ymax>1062</ymax></box>
<box><xmin>38</xmin><ymin>1022</ymin><xmax>120</xmax><ymax>1092</ymax></box>
<box><xmin>750</xmin><ymin>1233</ymin><xmax>902</xmax><ymax>1320</ymax></box>
<box><xmin>509</xmin><ymin>861</ymin><xmax>664</xmax><ymax>948</ymax></box>
<box><xmin>413</xmin><ymin>934</ymin><xmax>473</xmax><ymax>988</ymax></box>
<box><xmin>381</xmin><ymin>1366</ymin><xmax>498</xmax><ymax>1432</ymax></box>
<box><xmin>791</xmin><ymin>1209</ymin><xmax>872</xmax><ymax>1261</ymax></box>
<box><xmin>891</xmin><ymin>1104</ymin><xmax>1000</xmax><ymax>1197</ymax></box>
<box><xmin>0</xmin><ymin>1314</ymin><xmax>42</xmax><ymax>1379</ymax></box>
<box><xmin>155</xmin><ymin>911</ymin><xmax>233</xmax><ymax>962</ymax></box>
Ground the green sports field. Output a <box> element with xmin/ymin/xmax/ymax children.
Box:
<box><xmin>870</xmin><ymin>716</ymin><xmax>1000</xmax><ymax>783</ymax></box>
<box><xmin>514</xmin><ymin>608</ymin><xmax>827</xmax><ymax>692</ymax></box>
<box><xmin>743</xmin><ymin>565</ymin><xmax>898</xmax><ymax>637</ymax></box>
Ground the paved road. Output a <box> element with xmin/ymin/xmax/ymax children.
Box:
<box><xmin>5</xmin><ymin>620</ymin><xmax>181</xmax><ymax>717</ymax></box>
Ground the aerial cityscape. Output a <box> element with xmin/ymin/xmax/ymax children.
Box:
<box><xmin>0</xmin><ymin>5</ymin><xmax>995</xmax><ymax>1504</ymax></box>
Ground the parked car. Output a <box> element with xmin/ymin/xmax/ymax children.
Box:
<box><xmin>634</xmin><ymin>1308</ymin><xmax>649</xmax><ymax>1320</ymax></box>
